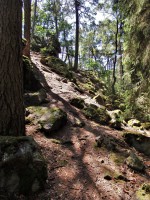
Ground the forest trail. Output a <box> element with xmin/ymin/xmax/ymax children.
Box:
<box><xmin>25</xmin><ymin>52</ymin><xmax>150</xmax><ymax>200</ymax></box>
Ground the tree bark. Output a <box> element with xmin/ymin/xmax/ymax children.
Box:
<box><xmin>112</xmin><ymin>17</ymin><xmax>119</xmax><ymax>96</ymax></box>
<box><xmin>23</xmin><ymin>0</ymin><xmax>31</xmax><ymax>58</ymax></box>
<box><xmin>73</xmin><ymin>0</ymin><xmax>79</xmax><ymax>71</ymax></box>
<box><xmin>118</xmin><ymin>21</ymin><xmax>124</xmax><ymax>80</ymax></box>
<box><xmin>31</xmin><ymin>0</ymin><xmax>37</xmax><ymax>39</ymax></box>
<box><xmin>0</xmin><ymin>0</ymin><xmax>25</xmax><ymax>136</ymax></box>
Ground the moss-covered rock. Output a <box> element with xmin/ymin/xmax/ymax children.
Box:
<box><xmin>108</xmin><ymin>110</ymin><xmax>123</xmax><ymax>130</ymax></box>
<box><xmin>124</xmin><ymin>132</ymin><xmax>150</xmax><ymax>156</ymax></box>
<box><xmin>0</xmin><ymin>136</ymin><xmax>47</xmax><ymax>196</ymax></box>
<box><xmin>135</xmin><ymin>184</ymin><xmax>150</xmax><ymax>200</ymax></box>
<box><xmin>23</xmin><ymin>56</ymin><xmax>43</xmax><ymax>92</ymax></box>
<box><xmin>83</xmin><ymin>104</ymin><xmax>110</xmax><ymax>125</ymax></box>
<box><xmin>128</xmin><ymin>119</ymin><xmax>141</xmax><ymax>127</ymax></box>
<box><xmin>93</xmin><ymin>93</ymin><xmax>106</xmax><ymax>106</ymax></box>
<box><xmin>24</xmin><ymin>89</ymin><xmax>48</xmax><ymax>106</ymax></box>
<box><xmin>27</xmin><ymin>106</ymin><xmax>67</xmax><ymax>134</ymax></box>
<box><xmin>40</xmin><ymin>56</ymin><xmax>48</xmax><ymax>65</ymax></box>
<box><xmin>141</xmin><ymin>122</ymin><xmax>150</xmax><ymax>130</ymax></box>
<box><xmin>74</xmin><ymin>70</ymin><xmax>106</xmax><ymax>96</ymax></box>
<box><xmin>72</xmin><ymin>117</ymin><xmax>85</xmax><ymax>128</ymax></box>
<box><xmin>69</xmin><ymin>97</ymin><xmax>85</xmax><ymax>109</ymax></box>
<box><xmin>126</xmin><ymin>151</ymin><xmax>145</xmax><ymax>172</ymax></box>
<box><xmin>44</xmin><ymin>56</ymin><xmax>73</xmax><ymax>79</ymax></box>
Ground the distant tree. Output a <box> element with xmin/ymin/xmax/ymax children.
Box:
<box><xmin>0</xmin><ymin>0</ymin><xmax>25</xmax><ymax>136</ymax></box>
<box><xmin>73</xmin><ymin>0</ymin><xmax>80</xmax><ymax>71</ymax></box>
<box><xmin>23</xmin><ymin>0</ymin><xmax>31</xmax><ymax>58</ymax></box>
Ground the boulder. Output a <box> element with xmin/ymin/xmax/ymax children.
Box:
<box><xmin>24</xmin><ymin>89</ymin><xmax>48</xmax><ymax>106</ymax></box>
<box><xmin>108</xmin><ymin>110</ymin><xmax>123</xmax><ymax>130</ymax></box>
<box><xmin>45</xmin><ymin>56</ymin><xmax>73</xmax><ymax>79</ymax></box>
<box><xmin>126</xmin><ymin>151</ymin><xmax>145</xmax><ymax>172</ymax></box>
<box><xmin>83</xmin><ymin>104</ymin><xmax>110</xmax><ymax>125</ymax></box>
<box><xmin>0</xmin><ymin>136</ymin><xmax>47</xmax><ymax>196</ymax></box>
<box><xmin>26</xmin><ymin>106</ymin><xmax>67</xmax><ymax>134</ymax></box>
<box><xmin>124</xmin><ymin>132</ymin><xmax>150</xmax><ymax>156</ymax></box>
<box><xmin>23</xmin><ymin>56</ymin><xmax>43</xmax><ymax>92</ymax></box>
<box><xmin>93</xmin><ymin>93</ymin><xmax>106</xmax><ymax>106</ymax></box>
<box><xmin>69</xmin><ymin>97</ymin><xmax>85</xmax><ymax>109</ymax></box>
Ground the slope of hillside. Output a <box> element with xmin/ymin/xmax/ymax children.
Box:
<box><xmin>24</xmin><ymin>52</ymin><xmax>150</xmax><ymax>200</ymax></box>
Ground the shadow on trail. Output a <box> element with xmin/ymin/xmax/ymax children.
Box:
<box><xmin>29</xmin><ymin>58</ymin><xmax>148</xmax><ymax>200</ymax></box>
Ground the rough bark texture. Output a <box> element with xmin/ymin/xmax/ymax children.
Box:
<box><xmin>31</xmin><ymin>0</ymin><xmax>37</xmax><ymax>39</ymax></box>
<box><xmin>23</xmin><ymin>0</ymin><xmax>31</xmax><ymax>58</ymax></box>
<box><xmin>73</xmin><ymin>0</ymin><xmax>79</xmax><ymax>71</ymax></box>
<box><xmin>0</xmin><ymin>0</ymin><xmax>25</xmax><ymax>136</ymax></box>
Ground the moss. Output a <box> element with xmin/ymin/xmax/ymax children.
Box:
<box><xmin>128</xmin><ymin>119</ymin><xmax>141</xmax><ymax>127</ymax></box>
<box><xmin>123</xmin><ymin>132</ymin><xmax>150</xmax><ymax>156</ymax></box>
<box><xmin>23</xmin><ymin>55</ymin><xmax>33</xmax><ymax>70</ymax></box>
<box><xmin>126</xmin><ymin>151</ymin><xmax>145</xmax><ymax>172</ymax></box>
<box><xmin>141</xmin><ymin>122</ymin><xmax>150</xmax><ymax>130</ymax></box>
<box><xmin>27</xmin><ymin>106</ymin><xmax>67</xmax><ymax>133</ymax></box>
<box><xmin>135</xmin><ymin>184</ymin><xmax>150</xmax><ymax>200</ymax></box>
<box><xmin>46</xmin><ymin>56</ymin><xmax>73</xmax><ymax>79</ymax></box>
<box><xmin>23</xmin><ymin>56</ymin><xmax>42</xmax><ymax>92</ymax></box>
<box><xmin>81</xmin><ymin>82</ymin><xmax>96</xmax><ymax>93</ymax></box>
<box><xmin>0</xmin><ymin>136</ymin><xmax>47</xmax><ymax>195</ymax></box>
<box><xmin>69</xmin><ymin>97</ymin><xmax>85</xmax><ymax>109</ymax></box>
<box><xmin>22</xmin><ymin>38</ymin><xmax>27</xmax><ymax>48</ymax></box>
<box><xmin>83</xmin><ymin>104</ymin><xmax>110</xmax><ymax>125</ymax></box>
<box><xmin>110</xmin><ymin>152</ymin><xmax>125</xmax><ymax>166</ymax></box>
<box><xmin>93</xmin><ymin>93</ymin><xmax>106</xmax><ymax>106</ymax></box>
<box><xmin>40</xmin><ymin>57</ymin><xmax>48</xmax><ymax>65</ymax></box>
<box><xmin>142</xmin><ymin>184</ymin><xmax>150</xmax><ymax>193</ymax></box>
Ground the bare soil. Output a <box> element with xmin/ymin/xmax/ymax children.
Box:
<box><xmin>25</xmin><ymin>52</ymin><xmax>150</xmax><ymax>200</ymax></box>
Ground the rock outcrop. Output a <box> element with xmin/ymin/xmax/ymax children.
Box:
<box><xmin>0</xmin><ymin>136</ymin><xmax>47</xmax><ymax>196</ymax></box>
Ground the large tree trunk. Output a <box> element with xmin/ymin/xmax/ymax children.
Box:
<box><xmin>0</xmin><ymin>0</ymin><xmax>25</xmax><ymax>136</ymax></box>
<box><xmin>23</xmin><ymin>0</ymin><xmax>31</xmax><ymax>58</ymax></box>
<box><xmin>73</xmin><ymin>0</ymin><xmax>79</xmax><ymax>71</ymax></box>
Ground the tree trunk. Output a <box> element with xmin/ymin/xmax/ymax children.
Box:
<box><xmin>112</xmin><ymin>17</ymin><xmax>119</xmax><ymax>96</ymax></box>
<box><xmin>73</xmin><ymin>0</ymin><xmax>79</xmax><ymax>71</ymax></box>
<box><xmin>54</xmin><ymin>0</ymin><xmax>59</xmax><ymax>40</ymax></box>
<box><xmin>31</xmin><ymin>0</ymin><xmax>37</xmax><ymax>39</ymax></box>
<box><xmin>118</xmin><ymin>21</ymin><xmax>124</xmax><ymax>80</ymax></box>
<box><xmin>0</xmin><ymin>0</ymin><xmax>25</xmax><ymax>136</ymax></box>
<box><xmin>23</xmin><ymin>0</ymin><xmax>31</xmax><ymax>58</ymax></box>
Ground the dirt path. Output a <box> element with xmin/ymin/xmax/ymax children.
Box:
<box><xmin>26</xmin><ymin>52</ymin><xmax>150</xmax><ymax>200</ymax></box>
